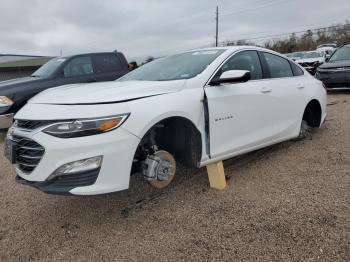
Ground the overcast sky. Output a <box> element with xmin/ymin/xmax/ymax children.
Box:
<box><xmin>0</xmin><ymin>0</ymin><xmax>349</xmax><ymax>61</ymax></box>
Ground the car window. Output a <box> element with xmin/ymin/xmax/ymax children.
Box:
<box><xmin>94</xmin><ymin>54</ymin><xmax>122</xmax><ymax>73</ymax></box>
<box><xmin>32</xmin><ymin>57</ymin><xmax>66</xmax><ymax>77</ymax></box>
<box><xmin>290</xmin><ymin>62</ymin><xmax>304</xmax><ymax>76</ymax></box>
<box><xmin>119</xmin><ymin>49</ymin><xmax>226</xmax><ymax>81</ymax></box>
<box><xmin>329</xmin><ymin>47</ymin><xmax>350</xmax><ymax>63</ymax></box>
<box><xmin>263</xmin><ymin>52</ymin><xmax>293</xmax><ymax>78</ymax></box>
<box><xmin>63</xmin><ymin>56</ymin><xmax>94</xmax><ymax>77</ymax></box>
<box><xmin>217</xmin><ymin>50</ymin><xmax>263</xmax><ymax>80</ymax></box>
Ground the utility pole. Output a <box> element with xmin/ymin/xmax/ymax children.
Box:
<box><xmin>215</xmin><ymin>6</ymin><xmax>219</xmax><ymax>47</ymax></box>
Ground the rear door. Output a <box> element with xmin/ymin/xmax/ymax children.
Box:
<box><xmin>92</xmin><ymin>53</ymin><xmax>128</xmax><ymax>81</ymax></box>
<box><xmin>205</xmin><ymin>50</ymin><xmax>280</xmax><ymax>158</ymax></box>
<box><xmin>260</xmin><ymin>52</ymin><xmax>308</xmax><ymax>139</ymax></box>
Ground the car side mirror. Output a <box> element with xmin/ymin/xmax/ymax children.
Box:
<box><xmin>325</xmin><ymin>57</ymin><xmax>330</xmax><ymax>63</ymax></box>
<box><xmin>211</xmin><ymin>70</ymin><xmax>251</xmax><ymax>85</ymax></box>
<box><xmin>58</xmin><ymin>70</ymin><xmax>65</xmax><ymax>78</ymax></box>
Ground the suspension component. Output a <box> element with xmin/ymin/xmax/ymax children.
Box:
<box><xmin>143</xmin><ymin>150</ymin><xmax>176</xmax><ymax>189</ymax></box>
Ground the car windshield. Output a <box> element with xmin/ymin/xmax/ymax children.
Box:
<box><xmin>119</xmin><ymin>49</ymin><xmax>226</xmax><ymax>81</ymax></box>
<box><xmin>329</xmin><ymin>47</ymin><xmax>350</xmax><ymax>62</ymax></box>
<box><xmin>32</xmin><ymin>57</ymin><xmax>66</xmax><ymax>77</ymax></box>
<box><xmin>290</xmin><ymin>52</ymin><xmax>304</xmax><ymax>59</ymax></box>
<box><xmin>303</xmin><ymin>52</ymin><xmax>322</xmax><ymax>59</ymax></box>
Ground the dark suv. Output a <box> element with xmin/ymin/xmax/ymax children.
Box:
<box><xmin>316</xmin><ymin>44</ymin><xmax>350</xmax><ymax>89</ymax></box>
<box><xmin>0</xmin><ymin>52</ymin><xmax>129</xmax><ymax>129</ymax></box>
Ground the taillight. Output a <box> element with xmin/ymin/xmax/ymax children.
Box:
<box><xmin>322</xmin><ymin>83</ymin><xmax>327</xmax><ymax>92</ymax></box>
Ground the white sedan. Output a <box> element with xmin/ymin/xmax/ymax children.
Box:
<box><xmin>5</xmin><ymin>46</ymin><xmax>327</xmax><ymax>195</ymax></box>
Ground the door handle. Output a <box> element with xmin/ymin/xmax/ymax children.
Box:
<box><xmin>260</xmin><ymin>86</ymin><xmax>272</xmax><ymax>93</ymax></box>
<box><xmin>296</xmin><ymin>83</ymin><xmax>305</xmax><ymax>89</ymax></box>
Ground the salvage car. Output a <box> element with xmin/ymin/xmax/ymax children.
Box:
<box><xmin>296</xmin><ymin>51</ymin><xmax>326</xmax><ymax>75</ymax></box>
<box><xmin>5</xmin><ymin>46</ymin><xmax>327</xmax><ymax>195</ymax></box>
<box><xmin>316</xmin><ymin>43</ymin><xmax>337</xmax><ymax>55</ymax></box>
<box><xmin>0</xmin><ymin>51</ymin><xmax>129</xmax><ymax>129</ymax></box>
<box><xmin>286</xmin><ymin>51</ymin><xmax>305</xmax><ymax>61</ymax></box>
<box><xmin>316</xmin><ymin>44</ymin><xmax>350</xmax><ymax>89</ymax></box>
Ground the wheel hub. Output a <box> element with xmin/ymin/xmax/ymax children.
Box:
<box><xmin>143</xmin><ymin>150</ymin><xmax>176</xmax><ymax>189</ymax></box>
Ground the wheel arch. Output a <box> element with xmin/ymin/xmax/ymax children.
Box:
<box><xmin>302</xmin><ymin>99</ymin><xmax>322</xmax><ymax>128</ymax></box>
<box><xmin>133</xmin><ymin>114</ymin><xmax>203</xmax><ymax>168</ymax></box>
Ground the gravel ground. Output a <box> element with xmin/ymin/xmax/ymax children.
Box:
<box><xmin>0</xmin><ymin>93</ymin><xmax>349</xmax><ymax>261</ymax></box>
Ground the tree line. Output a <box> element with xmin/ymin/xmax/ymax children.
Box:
<box><xmin>222</xmin><ymin>21</ymin><xmax>350</xmax><ymax>54</ymax></box>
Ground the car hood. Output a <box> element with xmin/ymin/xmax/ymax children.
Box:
<box><xmin>0</xmin><ymin>76</ymin><xmax>43</xmax><ymax>91</ymax></box>
<box><xmin>29</xmin><ymin>80</ymin><xmax>187</xmax><ymax>105</ymax></box>
<box><xmin>297</xmin><ymin>57</ymin><xmax>324</xmax><ymax>63</ymax></box>
<box><xmin>318</xmin><ymin>60</ymin><xmax>350</xmax><ymax>69</ymax></box>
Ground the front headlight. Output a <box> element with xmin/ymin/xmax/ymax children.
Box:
<box><xmin>0</xmin><ymin>96</ymin><xmax>13</xmax><ymax>107</ymax></box>
<box><xmin>43</xmin><ymin>114</ymin><xmax>130</xmax><ymax>138</ymax></box>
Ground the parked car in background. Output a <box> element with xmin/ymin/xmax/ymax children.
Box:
<box><xmin>0</xmin><ymin>51</ymin><xmax>129</xmax><ymax>129</ymax></box>
<box><xmin>296</xmin><ymin>51</ymin><xmax>326</xmax><ymax>75</ymax></box>
<box><xmin>286</xmin><ymin>51</ymin><xmax>305</xmax><ymax>61</ymax></box>
<box><xmin>317</xmin><ymin>43</ymin><xmax>337</xmax><ymax>55</ymax></box>
<box><xmin>5</xmin><ymin>46</ymin><xmax>327</xmax><ymax>195</ymax></box>
<box><xmin>316</xmin><ymin>44</ymin><xmax>350</xmax><ymax>89</ymax></box>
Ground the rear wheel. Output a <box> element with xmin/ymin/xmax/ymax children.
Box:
<box><xmin>296</xmin><ymin>120</ymin><xmax>311</xmax><ymax>140</ymax></box>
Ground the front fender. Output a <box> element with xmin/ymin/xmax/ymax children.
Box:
<box><xmin>123</xmin><ymin>88</ymin><xmax>205</xmax><ymax>140</ymax></box>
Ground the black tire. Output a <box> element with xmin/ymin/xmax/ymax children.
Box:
<box><xmin>296</xmin><ymin>120</ymin><xmax>311</xmax><ymax>140</ymax></box>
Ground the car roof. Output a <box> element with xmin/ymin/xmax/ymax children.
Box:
<box><xmin>189</xmin><ymin>45</ymin><xmax>282</xmax><ymax>55</ymax></box>
<box><xmin>59</xmin><ymin>52</ymin><xmax>122</xmax><ymax>59</ymax></box>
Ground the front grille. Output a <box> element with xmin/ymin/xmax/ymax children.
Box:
<box><xmin>16</xmin><ymin>120</ymin><xmax>57</xmax><ymax>130</ymax></box>
<box><xmin>326</xmin><ymin>83</ymin><xmax>350</xmax><ymax>88</ymax></box>
<box><xmin>48</xmin><ymin>170</ymin><xmax>99</xmax><ymax>188</ymax></box>
<box><xmin>12</xmin><ymin>135</ymin><xmax>45</xmax><ymax>173</ymax></box>
<box><xmin>16</xmin><ymin>170</ymin><xmax>99</xmax><ymax>195</ymax></box>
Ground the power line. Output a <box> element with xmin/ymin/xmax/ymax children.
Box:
<box><xmin>144</xmin><ymin>0</ymin><xmax>284</xmax><ymax>31</ymax></box>
<box><xmin>220</xmin><ymin>0</ymin><xmax>290</xmax><ymax>17</ymax></box>
<box><xmin>215</xmin><ymin>6</ymin><xmax>219</xmax><ymax>47</ymax></box>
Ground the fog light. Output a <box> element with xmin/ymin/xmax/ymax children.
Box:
<box><xmin>48</xmin><ymin>156</ymin><xmax>103</xmax><ymax>180</ymax></box>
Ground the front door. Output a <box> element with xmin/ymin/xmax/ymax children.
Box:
<box><xmin>205</xmin><ymin>50</ymin><xmax>279</xmax><ymax>158</ymax></box>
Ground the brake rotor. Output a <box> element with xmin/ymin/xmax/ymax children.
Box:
<box><xmin>148</xmin><ymin>150</ymin><xmax>176</xmax><ymax>189</ymax></box>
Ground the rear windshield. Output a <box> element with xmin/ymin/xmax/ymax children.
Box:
<box><xmin>303</xmin><ymin>52</ymin><xmax>322</xmax><ymax>59</ymax></box>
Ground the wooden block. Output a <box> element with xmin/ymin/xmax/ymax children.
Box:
<box><xmin>206</xmin><ymin>161</ymin><xmax>226</xmax><ymax>190</ymax></box>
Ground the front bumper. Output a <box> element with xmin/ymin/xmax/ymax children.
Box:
<box><xmin>317</xmin><ymin>70</ymin><xmax>350</xmax><ymax>89</ymax></box>
<box><xmin>0</xmin><ymin>113</ymin><xmax>14</xmax><ymax>129</ymax></box>
<box><xmin>15</xmin><ymin>168</ymin><xmax>100</xmax><ymax>195</ymax></box>
<box><xmin>11</xmin><ymin>126</ymin><xmax>140</xmax><ymax>195</ymax></box>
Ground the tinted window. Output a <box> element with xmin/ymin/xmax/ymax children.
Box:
<box><xmin>63</xmin><ymin>57</ymin><xmax>94</xmax><ymax>77</ymax></box>
<box><xmin>263</xmin><ymin>52</ymin><xmax>293</xmax><ymax>78</ymax></box>
<box><xmin>94</xmin><ymin>54</ymin><xmax>122</xmax><ymax>73</ymax></box>
<box><xmin>290</xmin><ymin>62</ymin><xmax>304</xmax><ymax>76</ymax></box>
<box><xmin>218</xmin><ymin>50</ymin><xmax>263</xmax><ymax>80</ymax></box>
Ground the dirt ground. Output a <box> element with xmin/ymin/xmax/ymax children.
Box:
<box><xmin>0</xmin><ymin>92</ymin><xmax>349</xmax><ymax>262</ymax></box>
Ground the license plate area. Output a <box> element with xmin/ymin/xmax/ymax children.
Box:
<box><xmin>4</xmin><ymin>139</ymin><xmax>16</xmax><ymax>164</ymax></box>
